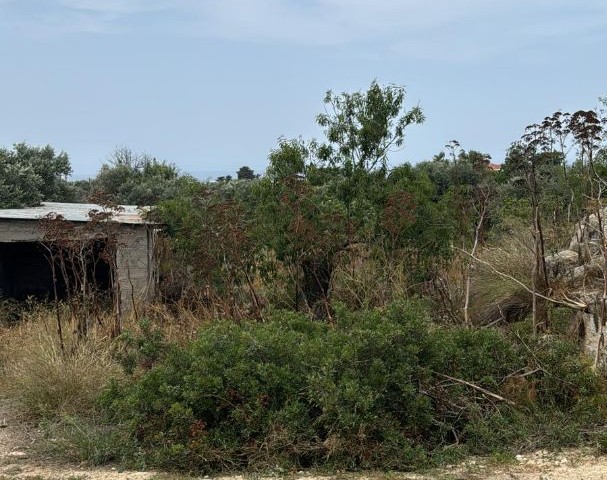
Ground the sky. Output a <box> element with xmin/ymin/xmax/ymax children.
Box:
<box><xmin>0</xmin><ymin>0</ymin><xmax>606</xmax><ymax>179</ymax></box>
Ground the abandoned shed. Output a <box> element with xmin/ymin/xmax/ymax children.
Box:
<box><xmin>0</xmin><ymin>202</ymin><xmax>156</xmax><ymax>309</ymax></box>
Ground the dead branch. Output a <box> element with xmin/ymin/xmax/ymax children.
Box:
<box><xmin>455</xmin><ymin>246</ymin><xmax>587</xmax><ymax>311</ymax></box>
<box><xmin>434</xmin><ymin>372</ymin><xmax>516</xmax><ymax>406</ymax></box>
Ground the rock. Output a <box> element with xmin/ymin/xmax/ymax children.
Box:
<box><xmin>547</xmin><ymin>249</ymin><xmax>580</xmax><ymax>278</ymax></box>
<box><xmin>7</xmin><ymin>451</ymin><xmax>28</xmax><ymax>459</ymax></box>
<box><xmin>569</xmin><ymin>207</ymin><xmax>607</xmax><ymax>254</ymax></box>
<box><xmin>549</xmin><ymin>249</ymin><xmax>579</xmax><ymax>267</ymax></box>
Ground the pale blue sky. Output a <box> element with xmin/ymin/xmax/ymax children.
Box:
<box><xmin>0</xmin><ymin>0</ymin><xmax>605</xmax><ymax>179</ymax></box>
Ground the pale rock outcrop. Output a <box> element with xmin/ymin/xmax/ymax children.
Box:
<box><xmin>549</xmin><ymin>207</ymin><xmax>607</xmax><ymax>370</ymax></box>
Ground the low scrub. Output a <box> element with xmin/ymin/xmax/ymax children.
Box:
<box><xmin>98</xmin><ymin>302</ymin><xmax>606</xmax><ymax>473</ymax></box>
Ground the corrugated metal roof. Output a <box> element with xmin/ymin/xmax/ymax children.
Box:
<box><xmin>0</xmin><ymin>202</ymin><xmax>151</xmax><ymax>225</ymax></box>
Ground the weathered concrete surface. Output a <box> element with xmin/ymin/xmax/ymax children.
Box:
<box><xmin>116</xmin><ymin>224</ymin><xmax>156</xmax><ymax>308</ymax></box>
<box><xmin>0</xmin><ymin>218</ymin><xmax>155</xmax><ymax>310</ymax></box>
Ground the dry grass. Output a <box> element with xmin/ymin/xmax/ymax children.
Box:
<box><xmin>469</xmin><ymin>226</ymin><xmax>534</xmax><ymax>326</ymax></box>
<box><xmin>0</xmin><ymin>300</ymin><xmax>213</xmax><ymax>421</ymax></box>
<box><xmin>331</xmin><ymin>248</ymin><xmax>411</xmax><ymax>310</ymax></box>
<box><xmin>132</xmin><ymin>302</ymin><xmax>203</xmax><ymax>344</ymax></box>
<box><xmin>0</xmin><ymin>306</ymin><xmax>122</xmax><ymax>420</ymax></box>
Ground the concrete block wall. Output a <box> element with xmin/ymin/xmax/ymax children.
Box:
<box><xmin>116</xmin><ymin>225</ymin><xmax>155</xmax><ymax>309</ymax></box>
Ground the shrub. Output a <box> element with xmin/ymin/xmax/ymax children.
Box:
<box><xmin>100</xmin><ymin>301</ymin><xmax>606</xmax><ymax>473</ymax></box>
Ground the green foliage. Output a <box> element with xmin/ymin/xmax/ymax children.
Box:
<box><xmin>383</xmin><ymin>164</ymin><xmax>455</xmax><ymax>273</ymax></box>
<box><xmin>252</xmin><ymin>83</ymin><xmax>453</xmax><ymax>315</ymax></box>
<box><xmin>236</xmin><ymin>165</ymin><xmax>256</xmax><ymax>180</ymax></box>
<box><xmin>498</xmin><ymin>143</ymin><xmax>582</xmax><ymax>226</ymax></box>
<box><xmin>266</xmin><ymin>138</ymin><xmax>308</xmax><ymax>180</ymax></box>
<box><xmin>100</xmin><ymin>302</ymin><xmax>605</xmax><ymax>473</ymax></box>
<box><xmin>316</xmin><ymin>80</ymin><xmax>424</xmax><ymax>173</ymax></box>
<box><xmin>0</xmin><ymin>142</ymin><xmax>72</xmax><ymax>207</ymax></box>
<box><xmin>87</xmin><ymin>147</ymin><xmax>194</xmax><ymax>205</ymax></box>
<box><xmin>114</xmin><ymin>320</ymin><xmax>170</xmax><ymax>375</ymax></box>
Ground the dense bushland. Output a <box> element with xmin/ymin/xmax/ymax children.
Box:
<box><xmin>86</xmin><ymin>302</ymin><xmax>605</xmax><ymax>472</ymax></box>
<box><xmin>2</xmin><ymin>84</ymin><xmax>607</xmax><ymax>474</ymax></box>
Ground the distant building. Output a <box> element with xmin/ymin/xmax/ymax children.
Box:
<box><xmin>0</xmin><ymin>202</ymin><xmax>156</xmax><ymax>310</ymax></box>
<box><xmin>488</xmin><ymin>163</ymin><xmax>502</xmax><ymax>171</ymax></box>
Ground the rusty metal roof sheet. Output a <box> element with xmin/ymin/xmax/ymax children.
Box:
<box><xmin>0</xmin><ymin>202</ymin><xmax>151</xmax><ymax>225</ymax></box>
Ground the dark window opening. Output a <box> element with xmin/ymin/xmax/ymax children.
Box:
<box><xmin>0</xmin><ymin>241</ymin><xmax>112</xmax><ymax>302</ymax></box>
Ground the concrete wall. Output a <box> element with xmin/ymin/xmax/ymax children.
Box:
<box><xmin>0</xmin><ymin>219</ymin><xmax>43</xmax><ymax>242</ymax></box>
<box><xmin>116</xmin><ymin>224</ymin><xmax>156</xmax><ymax>309</ymax></box>
<box><xmin>0</xmin><ymin>218</ymin><xmax>155</xmax><ymax>309</ymax></box>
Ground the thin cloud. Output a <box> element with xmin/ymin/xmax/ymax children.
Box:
<box><xmin>182</xmin><ymin>0</ymin><xmax>494</xmax><ymax>45</ymax></box>
<box><xmin>2</xmin><ymin>0</ymin><xmax>607</xmax><ymax>61</ymax></box>
<box><xmin>56</xmin><ymin>0</ymin><xmax>174</xmax><ymax>15</ymax></box>
<box><xmin>181</xmin><ymin>0</ymin><xmax>607</xmax><ymax>61</ymax></box>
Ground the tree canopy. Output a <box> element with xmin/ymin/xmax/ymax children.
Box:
<box><xmin>0</xmin><ymin>143</ymin><xmax>72</xmax><ymax>208</ymax></box>
<box><xmin>82</xmin><ymin>147</ymin><xmax>195</xmax><ymax>206</ymax></box>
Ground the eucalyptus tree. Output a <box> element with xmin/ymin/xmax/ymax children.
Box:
<box><xmin>255</xmin><ymin>82</ymin><xmax>441</xmax><ymax>318</ymax></box>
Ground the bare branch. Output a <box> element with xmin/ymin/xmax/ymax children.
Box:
<box><xmin>433</xmin><ymin>372</ymin><xmax>516</xmax><ymax>406</ymax></box>
<box><xmin>455</xmin><ymin>246</ymin><xmax>588</xmax><ymax>311</ymax></box>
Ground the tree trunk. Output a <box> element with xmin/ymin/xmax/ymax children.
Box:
<box><xmin>300</xmin><ymin>258</ymin><xmax>333</xmax><ymax>321</ymax></box>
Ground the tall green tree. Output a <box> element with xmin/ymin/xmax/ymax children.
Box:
<box><xmin>0</xmin><ymin>143</ymin><xmax>72</xmax><ymax>208</ymax></box>
<box><xmin>256</xmin><ymin>82</ymin><xmax>435</xmax><ymax>318</ymax></box>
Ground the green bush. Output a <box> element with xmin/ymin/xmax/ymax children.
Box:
<box><xmin>100</xmin><ymin>302</ymin><xmax>606</xmax><ymax>473</ymax></box>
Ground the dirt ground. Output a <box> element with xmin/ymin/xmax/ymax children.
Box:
<box><xmin>2</xmin><ymin>396</ymin><xmax>607</xmax><ymax>480</ymax></box>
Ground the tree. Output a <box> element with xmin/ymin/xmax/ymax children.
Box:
<box><xmin>257</xmin><ymin>82</ymin><xmax>429</xmax><ymax>318</ymax></box>
<box><xmin>256</xmin><ymin>144</ymin><xmax>349</xmax><ymax>318</ymax></box>
<box><xmin>0</xmin><ymin>143</ymin><xmax>72</xmax><ymax>208</ymax></box>
<box><xmin>568</xmin><ymin>109</ymin><xmax>606</xmax><ymax>366</ymax></box>
<box><xmin>316</xmin><ymin>80</ymin><xmax>424</xmax><ymax>173</ymax></box>
<box><xmin>236</xmin><ymin>166</ymin><xmax>256</xmax><ymax>180</ymax></box>
<box><xmin>87</xmin><ymin>147</ymin><xmax>192</xmax><ymax>206</ymax></box>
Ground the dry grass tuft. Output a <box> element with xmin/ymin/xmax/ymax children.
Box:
<box><xmin>0</xmin><ymin>305</ymin><xmax>121</xmax><ymax>420</ymax></box>
<box><xmin>470</xmin><ymin>228</ymin><xmax>534</xmax><ymax>326</ymax></box>
<box><xmin>133</xmin><ymin>302</ymin><xmax>203</xmax><ymax>344</ymax></box>
<box><xmin>331</xmin><ymin>247</ymin><xmax>411</xmax><ymax>310</ymax></box>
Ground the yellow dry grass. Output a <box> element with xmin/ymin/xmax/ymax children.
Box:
<box><xmin>0</xmin><ymin>306</ymin><xmax>121</xmax><ymax>420</ymax></box>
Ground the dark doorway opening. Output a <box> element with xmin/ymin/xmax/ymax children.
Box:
<box><xmin>0</xmin><ymin>241</ymin><xmax>112</xmax><ymax>301</ymax></box>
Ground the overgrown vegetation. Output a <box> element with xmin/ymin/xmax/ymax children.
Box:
<box><xmin>1</xmin><ymin>83</ymin><xmax>607</xmax><ymax>474</ymax></box>
<box><xmin>2</xmin><ymin>303</ymin><xmax>605</xmax><ymax>472</ymax></box>
<box><xmin>102</xmin><ymin>303</ymin><xmax>607</xmax><ymax>472</ymax></box>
